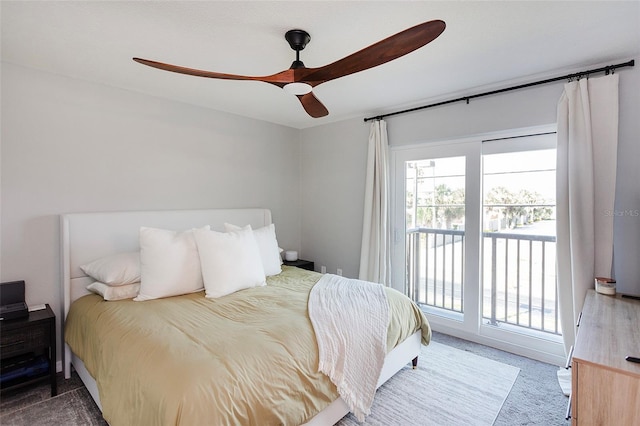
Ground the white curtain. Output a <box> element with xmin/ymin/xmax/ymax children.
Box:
<box><xmin>359</xmin><ymin>120</ymin><xmax>391</xmax><ymax>285</ymax></box>
<box><xmin>556</xmin><ymin>74</ymin><xmax>619</xmax><ymax>354</ymax></box>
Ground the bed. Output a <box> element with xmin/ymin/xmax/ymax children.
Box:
<box><xmin>61</xmin><ymin>208</ymin><xmax>430</xmax><ymax>425</ymax></box>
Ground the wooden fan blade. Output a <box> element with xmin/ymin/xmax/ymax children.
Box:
<box><xmin>300</xmin><ymin>20</ymin><xmax>445</xmax><ymax>84</ymax></box>
<box><xmin>297</xmin><ymin>92</ymin><xmax>329</xmax><ymax>118</ymax></box>
<box><xmin>133</xmin><ymin>58</ymin><xmax>295</xmax><ymax>84</ymax></box>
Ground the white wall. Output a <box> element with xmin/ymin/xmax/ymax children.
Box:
<box><xmin>300</xmin><ymin>61</ymin><xmax>640</xmax><ymax>296</ymax></box>
<box><xmin>1</xmin><ymin>63</ymin><xmax>302</xmax><ymax>362</ymax></box>
<box><xmin>299</xmin><ymin>118</ymin><xmax>370</xmax><ymax>277</ymax></box>
<box><xmin>612</xmin><ymin>64</ymin><xmax>640</xmax><ymax>295</ymax></box>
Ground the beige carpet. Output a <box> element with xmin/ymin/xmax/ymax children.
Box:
<box><xmin>337</xmin><ymin>341</ymin><xmax>520</xmax><ymax>426</ymax></box>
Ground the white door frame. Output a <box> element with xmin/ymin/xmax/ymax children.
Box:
<box><xmin>391</xmin><ymin>138</ymin><xmax>482</xmax><ymax>336</ymax></box>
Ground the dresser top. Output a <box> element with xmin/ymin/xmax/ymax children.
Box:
<box><xmin>573</xmin><ymin>290</ymin><xmax>640</xmax><ymax>377</ymax></box>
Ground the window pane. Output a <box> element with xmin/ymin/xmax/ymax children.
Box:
<box><xmin>406</xmin><ymin>157</ymin><xmax>466</xmax><ymax>230</ymax></box>
<box><xmin>405</xmin><ymin>156</ymin><xmax>465</xmax><ymax>313</ymax></box>
<box><xmin>482</xmin><ymin>147</ymin><xmax>559</xmax><ymax>335</ymax></box>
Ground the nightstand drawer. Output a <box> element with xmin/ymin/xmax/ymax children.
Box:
<box><xmin>0</xmin><ymin>322</ymin><xmax>50</xmax><ymax>359</ymax></box>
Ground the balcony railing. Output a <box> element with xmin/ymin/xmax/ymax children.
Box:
<box><xmin>407</xmin><ymin>227</ymin><xmax>465</xmax><ymax>313</ymax></box>
<box><xmin>406</xmin><ymin>227</ymin><xmax>560</xmax><ymax>336</ymax></box>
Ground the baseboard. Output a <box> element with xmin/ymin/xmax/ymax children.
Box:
<box><xmin>431</xmin><ymin>323</ymin><xmax>566</xmax><ymax>366</ymax></box>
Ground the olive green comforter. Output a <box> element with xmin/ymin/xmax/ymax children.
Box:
<box><xmin>65</xmin><ymin>266</ymin><xmax>430</xmax><ymax>426</ymax></box>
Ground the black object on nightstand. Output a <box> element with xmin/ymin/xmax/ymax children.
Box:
<box><xmin>1</xmin><ymin>304</ymin><xmax>57</xmax><ymax>396</ymax></box>
<box><xmin>283</xmin><ymin>259</ymin><xmax>314</xmax><ymax>271</ymax></box>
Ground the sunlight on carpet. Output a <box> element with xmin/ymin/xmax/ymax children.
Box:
<box><xmin>337</xmin><ymin>341</ymin><xmax>520</xmax><ymax>426</ymax></box>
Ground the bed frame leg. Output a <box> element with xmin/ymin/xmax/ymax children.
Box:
<box><xmin>412</xmin><ymin>357</ymin><xmax>418</xmax><ymax>369</ymax></box>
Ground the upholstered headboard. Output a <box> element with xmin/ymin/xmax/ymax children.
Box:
<box><xmin>60</xmin><ymin>208</ymin><xmax>272</xmax><ymax>320</ymax></box>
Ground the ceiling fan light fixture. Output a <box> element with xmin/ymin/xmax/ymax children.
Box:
<box><xmin>283</xmin><ymin>82</ymin><xmax>312</xmax><ymax>96</ymax></box>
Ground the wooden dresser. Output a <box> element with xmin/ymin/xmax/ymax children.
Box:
<box><xmin>571</xmin><ymin>290</ymin><xmax>640</xmax><ymax>425</ymax></box>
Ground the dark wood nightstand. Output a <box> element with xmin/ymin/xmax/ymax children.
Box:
<box><xmin>0</xmin><ymin>304</ymin><xmax>57</xmax><ymax>396</ymax></box>
<box><xmin>283</xmin><ymin>259</ymin><xmax>314</xmax><ymax>271</ymax></box>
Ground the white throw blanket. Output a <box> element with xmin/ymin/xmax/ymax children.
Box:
<box><xmin>308</xmin><ymin>274</ymin><xmax>389</xmax><ymax>422</ymax></box>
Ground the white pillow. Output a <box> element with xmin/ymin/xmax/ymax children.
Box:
<box><xmin>80</xmin><ymin>252</ymin><xmax>140</xmax><ymax>286</ymax></box>
<box><xmin>194</xmin><ymin>226</ymin><xmax>266</xmax><ymax>299</ymax></box>
<box><xmin>135</xmin><ymin>226</ymin><xmax>209</xmax><ymax>301</ymax></box>
<box><xmin>87</xmin><ymin>281</ymin><xmax>140</xmax><ymax>301</ymax></box>
<box><xmin>224</xmin><ymin>223</ymin><xmax>282</xmax><ymax>276</ymax></box>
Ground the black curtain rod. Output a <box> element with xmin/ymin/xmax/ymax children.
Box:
<box><xmin>364</xmin><ymin>59</ymin><xmax>635</xmax><ymax>122</ymax></box>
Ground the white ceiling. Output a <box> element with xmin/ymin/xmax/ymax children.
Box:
<box><xmin>2</xmin><ymin>1</ymin><xmax>639</xmax><ymax>129</ymax></box>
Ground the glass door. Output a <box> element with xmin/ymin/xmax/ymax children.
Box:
<box><xmin>405</xmin><ymin>156</ymin><xmax>466</xmax><ymax>314</ymax></box>
<box><xmin>480</xmin><ymin>134</ymin><xmax>562</xmax><ymax>349</ymax></box>
<box><xmin>391</xmin><ymin>129</ymin><xmax>565</xmax><ymax>364</ymax></box>
<box><xmin>392</xmin><ymin>141</ymin><xmax>481</xmax><ymax>333</ymax></box>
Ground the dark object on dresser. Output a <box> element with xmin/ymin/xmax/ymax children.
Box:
<box><xmin>0</xmin><ymin>304</ymin><xmax>57</xmax><ymax>396</ymax></box>
<box><xmin>0</xmin><ymin>280</ymin><xmax>29</xmax><ymax>321</ymax></box>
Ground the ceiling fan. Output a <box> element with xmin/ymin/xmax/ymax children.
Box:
<box><xmin>133</xmin><ymin>20</ymin><xmax>445</xmax><ymax>118</ymax></box>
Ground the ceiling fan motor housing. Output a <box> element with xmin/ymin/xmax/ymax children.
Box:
<box><xmin>285</xmin><ymin>29</ymin><xmax>311</xmax><ymax>51</ymax></box>
<box><xmin>285</xmin><ymin>29</ymin><xmax>311</xmax><ymax>69</ymax></box>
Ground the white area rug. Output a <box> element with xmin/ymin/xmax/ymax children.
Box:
<box><xmin>337</xmin><ymin>341</ymin><xmax>520</xmax><ymax>426</ymax></box>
